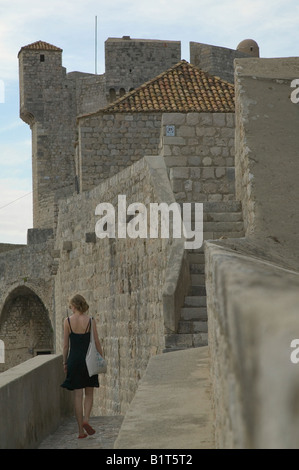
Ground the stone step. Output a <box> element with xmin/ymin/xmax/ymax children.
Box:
<box><xmin>187</xmin><ymin>252</ymin><xmax>205</xmax><ymax>264</ymax></box>
<box><xmin>179</xmin><ymin>201</ymin><xmax>242</xmax><ymax>213</ymax></box>
<box><xmin>184</xmin><ymin>295</ymin><xmax>206</xmax><ymax>307</ymax></box>
<box><xmin>190</xmin><ymin>263</ymin><xmax>205</xmax><ymax>274</ymax></box>
<box><xmin>205</xmin><ymin>212</ymin><xmax>243</xmax><ymax>222</ymax></box>
<box><xmin>203</xmin><ymin>201</ymin><xmax>242</xmax><ymax>212</ymax></box>
<box><xmin>180</xmin><ymin>307</ymin><xmax>207</xmax><ymax>321</ymax></box>
<box><xmin>202</xmin><ymin>221</ymin><xmax>244</xmax><ymax>232</ymax></box>
<box><xmin>178</xmin><ymin>320</ymin><xmax>208</xmax><ymax>334</ymax></box>
<box><xmin>164</xmin><ymin>333</ymin><xmax>208</xmax><ymax>351</ymax></box>
<box><xmin>189</xmin><ymin>285</ymin><xmax>206</xmax><ymax>296</ymax></box>
<box><xmin>183</xmin><ymin>214</ymin><xmax>243</xmax><ymax>230</ymax></box>
<box><xmin>184</xmin><ymin>210</ymin><xmax>243</xmax><ymax>223</ymax></box>
<box><xmin>191</xmin><ymin>274</ymin><xmax>205</xmax><ymax>285</ymax></box>
<box><xmin>201</xmin><ymin>231</ymin><xmax>245</xmax><ymax>241</ymax></box>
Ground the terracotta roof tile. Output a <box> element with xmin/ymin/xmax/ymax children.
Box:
<box><xmin>103</xmin><ymin>60</ymin><xmax>234</xmax><ymax>113</ymax></box>
<box><xmin>19</xmin><ymin>41</ymin><xmax>62</xmax><ymax>55</ymax></box>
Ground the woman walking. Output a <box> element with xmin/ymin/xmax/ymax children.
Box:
<box><xmin>61</xmin><ymin>294</ymin><xmax>103</xmax><ymax>439</ymax></box>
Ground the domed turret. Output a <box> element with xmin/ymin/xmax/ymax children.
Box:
<box><xmin>237</xmin><ymin>39</ymin><xmax>260</xmax><ymax>57</ymax></box>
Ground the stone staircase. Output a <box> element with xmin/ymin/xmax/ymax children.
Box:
<box><xmin>164</xmin><ymin>201</ymin><xmax>244</xmax><ymax>352</ymax></box>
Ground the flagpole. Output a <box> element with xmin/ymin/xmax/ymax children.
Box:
<box><xmin>95</xmin><ymin>15</ymin><xmax>98</xmax><ymax>74</ymax></box>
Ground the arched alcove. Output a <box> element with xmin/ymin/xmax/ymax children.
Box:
<box><xmin>109</xmin><ymin>88</ymin><xmax>116</xmax><ymax>103</ymax></box>
<box><xmin>0</xmin><ymin>286</ymin><xmax>53</xmax><ymax>371</ymax></box>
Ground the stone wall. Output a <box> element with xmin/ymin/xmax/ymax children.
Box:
<box><xmin>77</xmin><ymin>112</ymin><xmax>162</xmax><ymax>191</ymax></box>
<box><xmin>67</xmin><ymin>72</ymin><xmax>107</xmax><ymax>116</ymax></box>
<box><xmin>105</xmin><ymin>37</ymin><xmax>181</xmax><ymax>98</ymax></box>
<box><xmin>0</xmin><ymin>354</ymin><xmax>73</xmax><ymax>449</ymax></box>
<box><xmin>205</xmin><ymin>57</ymin><xmax>299</xmax><ymax>448</ymax></box>
<box><xmin>159</xmin><ymin>113</ymin><xmax>235</xmax><ymax>202</ymax></box>
<box><xmin>235</xmin><ymin>57</ymin><xmax>299</xmax><ymax>256</ymax></box>
<box><xmin>54</xmin><ymin>155</ymin><xmax>187</xmax><ymax>415</ymax></box>
<box><xmin>190</xmin><ymin>42</ymin><xmax>249</xmax><ymax>84</ymax></box>
<box><xmin>205</xmin><ymin>240</ymin><xmax>299</xmax><ymax>448</ymax></box>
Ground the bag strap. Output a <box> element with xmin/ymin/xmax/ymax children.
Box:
<box><xmin>85</xmin><ymin>317</ymin><xmax>91</xmax><ymax>333</ymax></box>
<box><xmin>89</xmin><ymin>317</ymin><xmax>94</xmax><ymax>343</ymax></box>
<box><xmin>67</xmin><ymin>317</ymin><xmax>73</xmax><ymax>333</ymax></box>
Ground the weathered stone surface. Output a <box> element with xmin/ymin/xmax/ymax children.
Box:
<box><xmin>52</xmin><ymin>156</ymin><xmax>188</xmax><ymax>416</ymax></box>
<box><xmin>205</xmin><ymin>240</ymin><xmax>299</xmax><ymax>449</ymax></box>
<box><xmin>204</xmin><ymin>57</ymin><xmax>299</xmax><ymax>449</ymax></box>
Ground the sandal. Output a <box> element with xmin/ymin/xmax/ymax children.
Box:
<box><xmin>83</xmin><ymin>422</ymin><xmax>96</xmax><ymax>435</ymax></box>
<box><xmin>78</xmin><ymin>433</ymin><xmax>88</xmax><ymax>439</ymax></box>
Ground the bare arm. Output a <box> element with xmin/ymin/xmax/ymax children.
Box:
<box><xmin>92</xmin><ymin>318</ymin><xmax>104</xmax><ymax>356</ymax></box>
<box><xmin>62</xmin><ymin>318</ymin><xmax>70</xmax><ymax>371</ymax></box>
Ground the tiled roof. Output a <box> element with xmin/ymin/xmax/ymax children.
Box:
<box><xmin>103</xmin><ymin>60</ymin><xmax>235</xmax><ymax>113</ymax></box>
<box><xmin>18</xmin><ymin>41</ymin><xmax>62</xmax><ymax>55</ymax></box>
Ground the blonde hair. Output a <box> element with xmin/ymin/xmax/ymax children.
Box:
<box><xmin>69</xmin><ymin>294</ymin><xmax>89</xmax><ymax>313</ymax></box>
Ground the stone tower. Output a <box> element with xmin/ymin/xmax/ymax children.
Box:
<box><xmin>18</xmin><ymin>41</ymin><xmax>77</xmax><ymax>230</ymax></box>
<box><xmin>105</xmin><ymin>37</ymin><xmax>181</xmax><ymax>102</ymax></box>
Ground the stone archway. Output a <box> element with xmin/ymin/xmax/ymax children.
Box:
<box><xmin>0</xmin><ymin>285</ymin><xmax>53</xmax><ymax>372</ymax></box>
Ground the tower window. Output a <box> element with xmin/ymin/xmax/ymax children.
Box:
<box><xmin>109</xmin><ymin>88</ymin><xmax>116</xmax><ymax>103</ymax></box>
<box><xmin>40</xmin><ymin>54</ymin><xmax>45</xmax><ymax>62</ymax></box>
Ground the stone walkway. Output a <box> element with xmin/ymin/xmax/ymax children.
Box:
<box><xmin>38</xmin><ymin>415</ymin><xmax>124</xmax><ymax>449</ymax></box>
<box><xmin>38</xmin><ymin>347</ymin><xmax>213</xmax><ymax>450</ymax></box>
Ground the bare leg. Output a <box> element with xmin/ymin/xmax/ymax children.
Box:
<box><xmin>74</xmin><ymin>389</ymin><xmax>85</xmax><ymax>436</ymax></box>
<box><xmin>84</xmin><ymin>387</ymin><xmax>94</xmax><ymax>423</ymax></box>
<box><xmin>83</xmin><ymin>387</ymin><xmax>96</xmax><ymax>434</ymax></box>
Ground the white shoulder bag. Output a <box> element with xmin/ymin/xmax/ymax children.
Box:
<box><xmin>85</xmin><ymin>317</ymin><xmax>107</xmax><ymax>377</ymax></box>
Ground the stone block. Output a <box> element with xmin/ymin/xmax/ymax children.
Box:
<box><xmin>85</xmin><ymin>232</ymin><xmax>96</xmax><ymax>243</ymax></box>
<box><xmin>187</xmin><ymin>156</ymin><xmax>202</xmax><ymax>166</ymax></box>
<box><xmin>27</xmin><ymin>228</ymin><xmax>54</xmax><ymax>245</ymax></box>
<box><xmin>62</xmin><ymin>241</ymin><xmax>72</xmax><ymax>252</ymax></box>
<box><xmin>169</xmin><ymin>167</ymin><xmax>189</xmax><ymax>179</ymax></box>
<box><xmin>202</xmin><ymin>168</ymin><xmax>215</xmax><ymax>179</ymax></box>
<box><xmin>186</xmin><ymin>113</ymin><xmax>200</xmax><ymax>126</ymax></box>
<box><xmin>177</xmin><ymin>126</ymin><xmax>196</xmax><ymax>138</ymax></box>
<box><xmin>212</xmin><ymin>113</ymin><xmax>226</xmax><ymax>127</ymax></box>
<box><xmin>162</xmin><ymin>113</ymin><xmax>186</xmax><ymax>125</ymax></box>
<box><xmin>163</xmin><ymin>136</ymin><xmax>186</xmax><ymax>146</ymax></box>
<box><xmin>215</xmin><ymin>168</ymin><xmax>226</xmax><ymax>178</ymax></box>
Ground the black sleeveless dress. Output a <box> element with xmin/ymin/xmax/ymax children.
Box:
<box><xmin>61</xmin><ymin>317</ymin><xmax>99</xmax><ymax>391</ymax></box>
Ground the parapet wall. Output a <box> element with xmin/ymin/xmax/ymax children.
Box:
<box><xmin>54</xmin><ymin>154</ymin><xmax>188</xmax><ymax>416</ymax></box>
<box><xmin>206</xmin><ymin>57</ymin><xmax>299</xmax><ymax>448</ymax></box>
<box><xmin>190</xmin><ymin>42</ymin><xmax>249</xmax><ymax>84</ymax></box>
<box><xmin>0</xmin><ymin>354</ymin><xmax>73</xmax><ymax>449</ymax></box>
<box><xmin>205</xmin><ymin>241</ymin><xmax>299</xmax><ymax>448</ymax></box>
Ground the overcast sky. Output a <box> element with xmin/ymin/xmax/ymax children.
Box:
<box><xmin>0</xmin><ymin>0</ymin><xmax>299</xmax><ymax>243</ymax></box>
